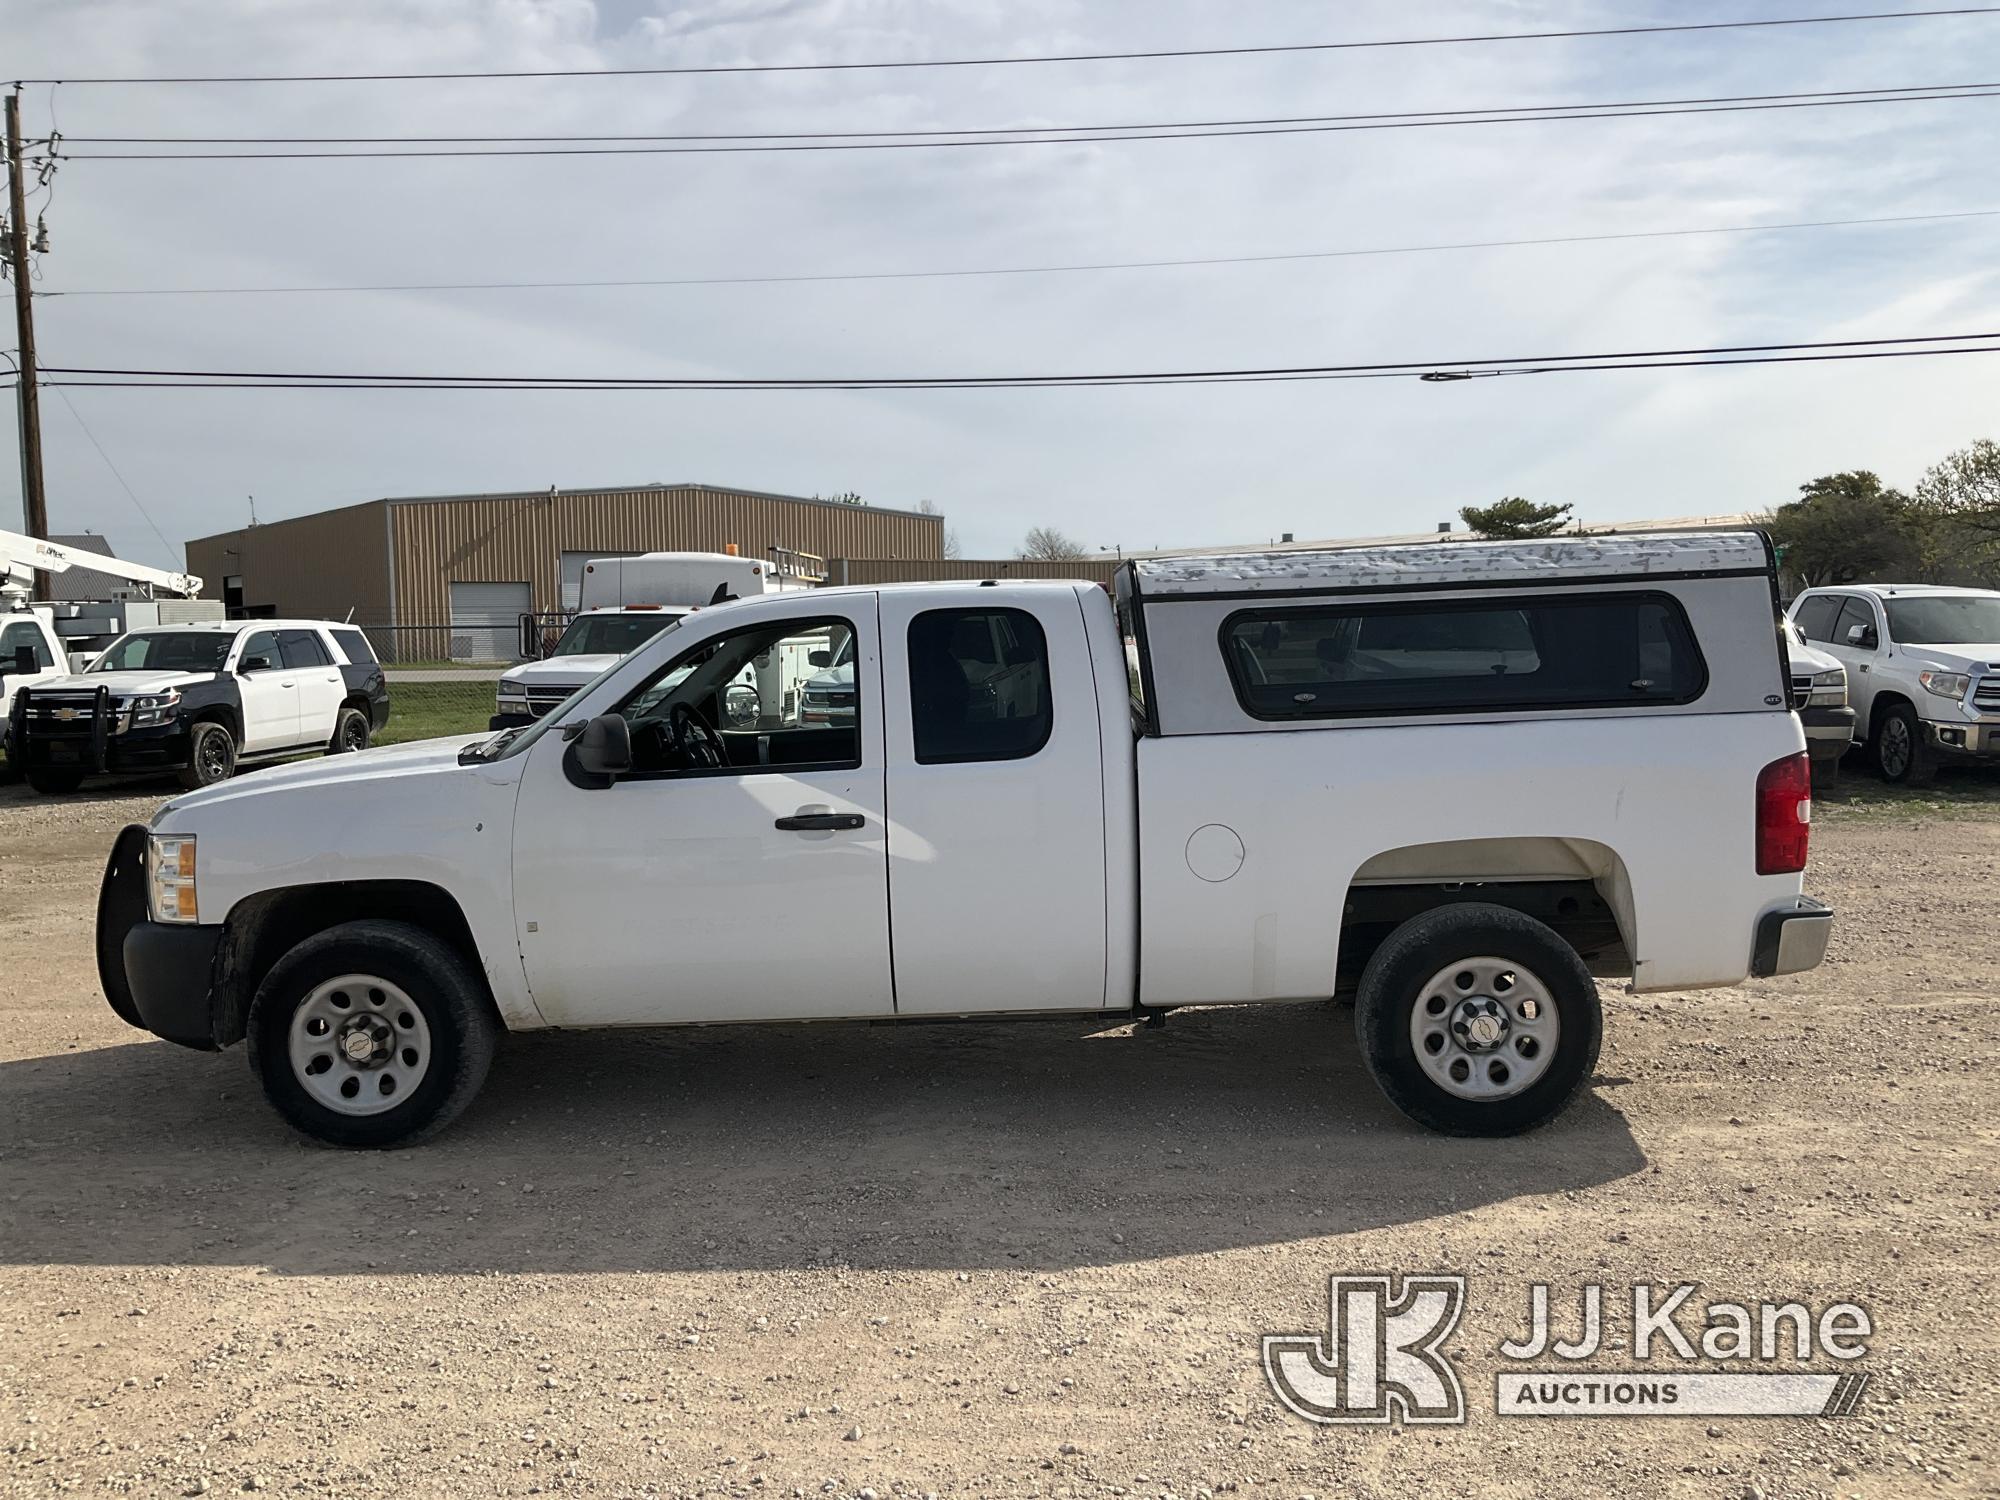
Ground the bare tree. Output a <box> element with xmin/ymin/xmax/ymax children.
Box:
<box><xmin>1018</xmin><ymin>525</ymin><xmax>1087</xmax><ymax>562</ymax></box>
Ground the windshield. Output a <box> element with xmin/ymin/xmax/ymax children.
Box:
<box><xmin>1885</xmin><ymin>595</ymin><xmax>2000</xmax><ymax>646</ymax></box>
<box><xmin>552</xmin><ymin>612</ymin><xmax>682</xmax><ymax>658</ymax></box>
<box><xmin>89</xmin><ymin>631</ymin><xmax>231</xmax><ymax>674</ymax></box>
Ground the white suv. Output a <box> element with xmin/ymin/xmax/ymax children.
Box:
<box><xmin>1788</xmin><ymin>585</ymin><xmax>2000</xmax><ymax>784</ymax></box>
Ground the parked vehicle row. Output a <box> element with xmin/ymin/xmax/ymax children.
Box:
<box><xmin>1788</xmin><ymin>583</ymin><xmax>2000</xmax><ymax>785</ymax></box>
<box><xmin>10</xmin><ymin>620</ymin><xmax>388</xmax><ymax>793</ymax></box>
<box><xmin>98</xmin><ymin>529</ymin><xmax>1831</xmax><ymax>1148</ymax></box>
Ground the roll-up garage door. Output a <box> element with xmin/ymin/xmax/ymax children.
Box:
<box><xmin>448</xmin><ymin>581</ymin><xmax>531</xmax><ymax>662</ymax></box>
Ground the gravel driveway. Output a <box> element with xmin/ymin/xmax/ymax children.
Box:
<box><xmin>1</xmin><ymin>779</ymin><xmax>1994</xmax><ymax>1498</ymax></box>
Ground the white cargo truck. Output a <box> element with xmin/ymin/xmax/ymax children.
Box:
<box><xmin>99</xmin><ymin>531</ymin><xmax>1832</xmax><ymax>1147</ymax></box>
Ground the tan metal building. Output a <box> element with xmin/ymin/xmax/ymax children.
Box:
<box><xmin>187</xmin><ymin>482</ymin><xmax>944</xmax><ymax>657</ymax></box>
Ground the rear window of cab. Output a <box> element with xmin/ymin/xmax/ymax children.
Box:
<box><xmin>1219</xmin><ymin>591</ymin><xmax>1707</xmax><ymax>719</ymax></box>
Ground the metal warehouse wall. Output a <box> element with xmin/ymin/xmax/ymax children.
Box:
<box><xmin>389</xmin><ymin>485</ymin><xmax>944</xmax><ymax>621</ymax></box>
<box><xmin>829</xmin><ymin>557</ymin><xmax>1121</xmax><ymax>586</ymax></box>
<box><xmin>186</xmin><ymin>502</ymin><xmax>393</xmax><ymax>622</ymax></box>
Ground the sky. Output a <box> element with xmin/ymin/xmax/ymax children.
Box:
<box><xmin>2</xmin><ymin>0</ymin><xmax>1998</xmax><ymax>567</ymax></box>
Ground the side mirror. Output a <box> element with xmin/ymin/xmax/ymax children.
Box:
<box><xmin>239</xmin><ymin>654</ymin><xmax>274</xmax><ymax>674</ymax></box>
<box><xmin>1845</xmin><ymin>623</ymin><xmax>1878</xmax><ymax>649</ymax></box>
<box><xmin>574</xmin><ymin>713</ymin><xmax>632</xmax><ymax>779</ymax></box>
<box><xmin>808</xmin><ymin>650</ymin><xmax>831</xmax><ymax>667</ymax></box>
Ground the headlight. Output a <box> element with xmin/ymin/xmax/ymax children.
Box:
<box><xmin>1812</xmin><ymin>668</ymin><xmax>1844</xmax><ymax>688</ymax></box>
<box><xmin>123</xmin><ymin>690</ymin><xmax>181</xmax><ymax>729</ymax></box>
<box><xmin>147</xmin><ymin>833</ymin><xmax>199</xmax><ymax>924</ymax></box>
<box><xmin>497</xmin><ymin>677</ymin><xmax>525</xmax><ymax>696</ymax></box>
<box><xmin>1919</xmin><ymin>670</ymin><xmax>1970</xmax><ymax>700</ymax></box>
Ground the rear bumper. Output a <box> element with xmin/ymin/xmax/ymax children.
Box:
<box><xmin>1751</xmin><ymin>896</ymin><xmax>1834</xmax><ymax>978</ymax></box>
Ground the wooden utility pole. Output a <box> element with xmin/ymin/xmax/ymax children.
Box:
<box><xmin>4</xmin><ymin>89</ymin><xmax>49</xmax><ymax>596</ymax></box>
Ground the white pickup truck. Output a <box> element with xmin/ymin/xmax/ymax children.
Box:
<box><xmin>97</xmin><ymin>530</ymin><xmax>1833</xmax><ymax>1147</ymax></box>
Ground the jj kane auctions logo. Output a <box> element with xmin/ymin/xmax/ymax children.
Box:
<box><xmin>1264</xmin><ymin>1276</ymin><xmax>1872</xmax><ymax>1424</ymax></box>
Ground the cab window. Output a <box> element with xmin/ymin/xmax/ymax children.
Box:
<box><xmin>237</xmin><ymin>631</ymin><xmax>282</xmax><ymax>671</ymax></box>
<box><xmin>0</xmin><ymin>620</ymin><xmax>53</xmax><ymax>670</ymax></box>
<box><xmin>278</xmin><ymin>630</ymin><xmax>332</xmax><ymax>669</ymax></box>
<box><xmin>615</xmin><ymin>616</ymin><xmax>860</xmax><ymax>775</ymax></box>
<box><xmin>907</xmin><ymin>607</ymin><xmax>1053</xmax><ymax>764</ymax></box>
<box><xmin>1792</xmin><ymin>594</ymin><xmax>1841</xmax><ymax>642</ymax></box>
<box><xmin>1830</xmin><ymin>597</ymin><xmax>1878</xmax><ymax>650</ymax></box>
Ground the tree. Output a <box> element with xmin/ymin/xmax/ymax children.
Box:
<box><xmin>1762</xmin><ymin>471</ymin><xmax>1921</xmax><ymax>589</ymax></box>
<box><xmin>1912</xmin><ymin>439</ymin><xmax>2000</xmax><ymax>581</ymax></box>
<box><xmin>1458</xmin><ymin>497</ymin><xmax>1574</xmax><ymax>539</ymax></box>
<box><xmin>1018</xmin><ymin>526</ymin><xmax>1087</xmax><ymax>562</ymax></box>
<box><xmin>917</xmin><ymin>498</ymin><xmax>961</xmax><ymax>560</ymax></box>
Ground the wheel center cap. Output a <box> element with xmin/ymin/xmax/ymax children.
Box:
<box><xmin>1467</xmin><ymin>1014</ymin><xmax>1504</xmax><ymax>1047</ymax></box>
<box><xmin>341</xmin><ymin>1031</ymin><xmax>376</xmax><ymax>1062</ymax></box>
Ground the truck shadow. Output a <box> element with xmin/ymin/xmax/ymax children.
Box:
<box><xmin>0</xmin><ymin>1004</ymin><xmax>1645</xmax><ymax>1275</ymax></box>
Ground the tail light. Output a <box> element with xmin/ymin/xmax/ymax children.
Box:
<box><xmin>1755</xmin><ymin>752</ymin><xmax>1812</xmax><ymax>874</ymax></box>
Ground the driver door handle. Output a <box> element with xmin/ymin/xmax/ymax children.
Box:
<box><xmin>775</xmin><ymin>811</ymin><xmax>864</xmax><ymax>831</ymax></box>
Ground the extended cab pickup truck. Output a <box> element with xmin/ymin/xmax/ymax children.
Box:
<box><xmin>97</xmin><ymin>531</ymin><xmax>1833</xmax><ymax>1147</ymax></box>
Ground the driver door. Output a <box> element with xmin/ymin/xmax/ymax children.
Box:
<box><xmin>509</xmin><ymin>601</ymin><xmax>894</xmax><ymax>1026</ymax></box>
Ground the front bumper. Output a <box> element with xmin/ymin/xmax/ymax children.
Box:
<box><xmin>17</xmin><ymin>718</ymin><xmax>193</xmax><ymax>776</ymax></box>
<box><xmin>1800</xmin><ymin>705</ymin><xmax>1856</xmax><ymax>763</ymax></box>
<box><xmin>97</xmin><ymin>825</ymin><xmax>222</xmax><ymax>1050</ymax></box>
<box><xmin>1921</xmin><ymin>718</ymin><xmax>2000</xmax><ymax>760</ymax></box>
<box><xmin>1751</xmin><ymin>896</ymin><xmax>1834</xmax><ymax>978</ymax></box>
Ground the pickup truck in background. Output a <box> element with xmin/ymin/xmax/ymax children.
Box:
<box><xmin>1785</xmin><ymin>617</ymin><xmax>1853</xmax><ymax>774</ymax></box>
<box><xmin>97</xmin><ymin>530</ymin><xmax>1833</xmax><ymax>1147</ymax></box>
<box><xmin>1789</xmin><ymin>583</ymin><xmax>2000</xmax><ymax>785</ymax></box>
<box><xmin>494</xmin><ymin>606</ymin><xmax>688</xmax><ymax>728</ymax></box>
<box><xmin>0</xmin><ymin>607</ymin><xmax>71</xmax><ymax>766</ymax></box>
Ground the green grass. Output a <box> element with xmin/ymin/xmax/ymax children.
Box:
<box><xmin>374</xmin><ymin>681</ymin><xmax>498</xmax><ymax>747</ymax></box>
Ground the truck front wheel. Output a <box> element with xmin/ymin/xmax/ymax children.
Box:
<box><xmin>1354</xmin><ymin>903</ymin><xmax>1602</xmax><ymax>1136</ymax></box>
<box><xmin>177</xmin><ymin>721</ymin><xmax>237</xmax><ymax>789</ymax></box>
<box><xmin>246</xmin><ymin>919</ymin><xmax>498</xmax><ymax>1148</ymax></box>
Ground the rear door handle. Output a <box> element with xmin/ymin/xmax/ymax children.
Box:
<box><xmin>775</xmin><ymin>812</ymin><xmax>864</xmax><ymax>831</ymax></box>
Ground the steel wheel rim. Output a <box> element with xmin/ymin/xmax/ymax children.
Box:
<box><xmin>1409</xmin><ymin>956</ymin><xmax>1561</xmax><ymax>1102</ymax></box>
<box><xmin>198</xmin><ymin>733</ymin><xmax>230</xmax><ymax>781</ymax></box>
<box><xmin>287</xmin><ymin>973</ymin><xmax>432</xmax><ymax>1117</ymax></box>
<box><xmin>1881</xmin><ymin>718</ymin><xmax>1910</xmax><ymax>776</ymax></box>
<box><xmin>340</xmin><ymin>718</ymin><xmax>366</xmax><ymax>751</ymax></box>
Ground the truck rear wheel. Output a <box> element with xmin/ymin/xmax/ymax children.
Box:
<box><xmin>246</xmin><ymin>919</ymin><xmax>498</xmax><ymax>1148</ymax></box>
<box><xmin>1354</xmin><ymin>903</ymin><xmax>1601</xmax><ymax>1136</ymax></box>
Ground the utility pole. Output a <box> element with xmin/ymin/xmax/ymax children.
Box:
<box><xmin>4</xmin><ymin>88</ymin><xmax>49</xmax><ymax>596</ymax></box>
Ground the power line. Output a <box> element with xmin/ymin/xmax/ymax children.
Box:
<box><xmin>49</xmin><ymin>87</ymin><xmax>2000</xmax><ymax>160</ymax></box>
<box><xmin>41</xmin><ymin>209</ymin><xmax>1999</xmax><ymax>299</ymax></box>
<box><xmin>57</xmin><ymin>81</ymin><xmax>2000</xmax><ymax>144</ymax></box>
<box><xmin>37</xmin><ymin>332</ymin><xmax>2000</xmax><ymax>390</ymax></box>
<box><xmin>16</xmin><ymin>8</ymin><xmax>1998</xmax><ymax>85</ymax></box>
<box><xmin>45</xmin><ymin>381</ymin><xmax>178</xmax><ymax>561</ymax></box>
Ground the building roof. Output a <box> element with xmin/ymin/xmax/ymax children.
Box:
<box><xmin>45</xmin><ymin>534</ymin><xmax>130</xmax><ymax>601</ymax></box>
<box><xmin>185</xmin><ymin>481</ymin><xmax>940</xmax><ymax>545</ymax></box>
<box><xmin>1131</xmin><ymin>529</ymin><xmax>1771</xmax><ymax>597</ymax></box>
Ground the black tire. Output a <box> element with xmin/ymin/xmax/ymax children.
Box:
<box><xmin>1870</xmin><ymin>700</ymin><xmax>1935</xmax><ymax>787</ymax></box>
<box><xmin>246</xmin><ymin>919</ymin><xmax>498</xmax><ymax>1149</ymax></box>
<box><xmin>1354</xmin><ymin>903</ymin><xmax>1602</xmax><ymax>1136</ymax></box>
<box><xmin>25</xmin><ymin>766</ymin><xmax>85</xmax><ymax>794</ymax></box>
<box><xmin>328</xmin><ymin>704</ymin><xmax>371</xmax><ymax>755</ymax></box>
<box><xmin>177</xmin><ymin>720</ymin><xmax>238</xmax><ymax>789</ymax></box>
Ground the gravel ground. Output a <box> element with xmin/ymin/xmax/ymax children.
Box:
<box><xmin>1</xmin><ymin>776</ymin><xmax>1995</xmax><ymax>1499</ymax></box>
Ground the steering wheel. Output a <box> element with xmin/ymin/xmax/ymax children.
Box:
<box><xmin>670</xmin><ymin>702</ymin><xmax>727</xmax><ymax>769</ymax></box>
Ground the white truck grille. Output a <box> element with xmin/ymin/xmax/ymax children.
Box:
<box><xmin>1975</xmin><ymin>671</ymin><xmax>2000</xmax><ymax>711</ymax></box>
<box><xmin>1789</xmin><ymin>673</ymin><xmax>1813</xmax><ymax>710</ymax></box>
